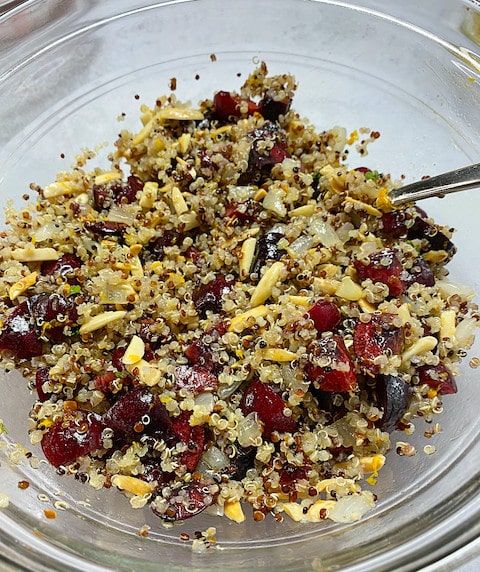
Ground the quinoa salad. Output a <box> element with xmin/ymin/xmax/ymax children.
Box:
<box><xmin>0</xmin><ymin>63</ymin><xmax>478</xmax><ymax>526</ymax></box>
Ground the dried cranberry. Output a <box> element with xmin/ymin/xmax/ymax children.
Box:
<box><xmin>0</xmin><ymin>301</ymin><xmax>43</xmax><ymax>358</ymax></box>
<box><xmin>353</xmin><ymin>313</ymin><xmax>405</xmax><ymax>373</ymax></box>
<box><xmin>111</xmin><ymin>347</ymin><xmax>126</xmax><ymax>371</ymax></box>
<box><xmin>278</xmin><ymin>465</ymin><xmax>308</xmax><ymax>491</ymax></box>
<box><xmin>238</xmin><ymin>122</ymin><xmax>290</xmax><ymax>185</ymax></box>
<box><xmin>225</xmin><ymin>199</ymin><xmax>262</xmax><ymax>225</ymax></box>
<box><xmin>407</xmin><ymin>256</ymin><xmax>435</xmax><ymax>287</ymax></box>
<box><xmin>140</xmin><ymin>459</ymin><xmax>174</xmax><ymax>484</ymax></box>
<box><xmin>240</xmin><ymin>378</ymin><xmax>298</xmax><ymax>438</ymax></box>
<box><xmin>380</xmin><ymin>210</ymin><xmax>408</xmax><ymax>239</ymax></box>
<box><xmin>40</xmin><ymin>254</ymin><xmax>81</xmax><ymax>280</ymax></box>
<box><xmin>0</xmin><ymin>293</ymin><xmax>77</xmax><ymax>359</ymax></box>
<box><xmin>174</xmin><ymin>365</ymin><xmax>219</xmax><ymax>394</ymax></box>
<box><xmin>305</xmin><ymin>335</ymin><xmax>357</xmax><ymax>392</ymax></box>
<box><xmin>258</xmin><ymin>93</ymin><xmax>292</xmax><ymax>121</ymax></box>
<box><xmin>407</xmin><ymin>216</ymin><xmax>456</xmax><ymax>258</ymax></box>
<box><xmin>354</xmin><ymin>167</ymin><xmax>372</xmax><ymax>174</ymax></box>
<box><xmin>29</xmin><ymin>292</ymin><xmax>77</xmax><ymax>325</ymax></box>
<box><xmin>313</xmin><ymin>389</ymin><xmax>347</xmax><ymax>417</ymax></box>
<box><xmin>306</xmin><ymin>299</ymin><xmax>341</xmax><ymax>333</ymax></box>
<box><xmin>192</xmin><ymin>275</ymin><xmax>234</xmax><ymax>317</ymax></box>
<box><xmin>41</xmin><ymin>410</ymin><xmax>105</xmax><ymax>467</ymax></box>
<box><xmin>418</xmin><ymin>363</ymin><xmax>457</xmax><ymax>395</ymax></box>
<box><xmin>84</xmin><ymin>220</ymin><xmax>128</xmax><ymax>239</ymax></box>
<box><xmin>185</xmin><ymin>246</ymin><xmax>203</xmax><ymax>266</ymax></box>
<box><xmin>251</xmin><ymin>231</ymin><xmax>285</xmax><ymax>276</ymax></box>
<box><xmin>184</xmin><ymin>323</ymin><xmax>227</xmax><ymax>373</ymax></box>
<box><xmin>170</xmin><ymin>411</ymin><xmax>205</xmax><ymax>471</ymax></box>
<box><xmin>212</xmin><ymin>91</ymin><xmax>259</xmax><ymax>121</ymax></box>
<box><xmin>153</xmin><ymin>480</ymin><xmax>215</xmax><ymax>522</ymax></box>
<box><xmin>93</xmin><ymin>371</ymin><xmax>117</xmax><ymax>394</ymax></box>
<box><xmin>226</xmin><ymin>446</ymin><xmax>256</xmax><ymax>480</ymax></box>
<box><xmin>375</xmin><ymin>374</ymin><xmax>411</xmax><ymax>432</ymax></box>
<box><xmin>104</xmin><ymin>386</ymin><xmax>171</xmax><ymax>441</ymax></box>
<box><xmin>147</xmin><ymin>230</ymin><xmax>182</xmax><ymax>260</ymax></box>
<box><xmin>121</xmin><ymin>175</ymin><xmax>144</xmax><ymax>203</ymax></box>
<box><xmin>354</xmin><ymin>249</ymin><xmax>407</xmax><ymax>296</ymax></box>
<box><xmin>35</xmin><ymin>367</ymin><xmax>51</xmax><ymax>402</ymax></box>
<box><xmin>93</xmin><ymin>175</ymin><xmax>143</xmax><ymax>209</ymax></box>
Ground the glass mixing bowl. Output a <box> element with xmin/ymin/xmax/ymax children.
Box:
<box><xmin>0</xmin><ymin>0</ymin><xmax>480</xmax><ymax>570</ymax></box>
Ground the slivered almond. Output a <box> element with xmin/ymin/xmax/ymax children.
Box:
<box><xmin>157</xmin><ymin>107</ymin><xmax>204</xmax><ymax>121</ymax></box>
<box><xmin>178</xmin><ymin>211</ymin><xmax>199</xmax><ymax>231</ymax></box>
<box><xmin>223</xmin><ymin>499</ymin><xmax>246</xmax><ymax>523</ymax></box>
<box><xmin>281</xmin><ymin>502</ymin><xmax>304</xmax><ymax>522</ymax></box>
<box><xmin>342</xmin><ymin>197</ymin><xmax>382</xmax><ymax>217</ymax></box>
<box><xmin>111</xmin><ymin>475</ymin><xmax>154</xmax><ymax>497</ymax></box>
<box><xmin>43</xmin><ymin>181</ymin><xmax>81</xmax><ymax>199</ymax></box>
<box><xmin>402</xmin><ymin>336</ymin><xmax>438</xmax><ymax>363</ymax></box>
<box><xmin>94</xmin><ymin>172</ymin><xmax>122</xmax><ymax>186</ymax></box>
<box><xmin>228</xmin><ymin>305</ymin><xmax>269</xmax><ymax>332</ymax></box>
<box><xmin>260</xmin><ymin>348</ymin><xmax>297</xmax><ymax>362</ymax></box>
<box><xmin>12</xmin><ymin>246</ymin><xmax>59</xmax><ymax>263</ymax></box>
<box><xmin>132</xmin><ymin>118</ymin><xmax>154</xmax><ymax>145</ymax></box>
<box><xmin>288</xmin><ymin>295</ymin><xmax>310</xmax><ymax>306</ymax></box>
<box><xmin>9</xmin><ymin>272</ymin><xmax>37</xmax><ymax>301</ymax></box>
<box><xmin>440</xmin><ymin>309</ymin><xmax>456</xmax><ymax>341</ymax></box>
<box><xmin>122</xmin><ymin>335</ymin><xmax>145</xmax><ymax>365</ymax></box>
<box><xmin>139</xmin><ymin>181</ymin><xmax>158</xmax><ymax>209</ymax></box>
<box><xmin>177</xmin><ymin>133</ymin><xmax>191</xmax><ymax>153</ymax></box>
<box><xmin>306</xmin><ymin>500</ymin><xmax>337</xmax><ymax>522</ymax></box>
<box><xmin>335</xmin><ymin>276</ymin><xmax>364</xmax><ymax>301</ymax></box>
<box><xmin>250</xmin><ymin>261</ymin><xmax>285</xmax><ymax>307</ymax></box>
<box><xmin>79</xmin><ymin>310</ymin><xmax>127</xmax><ymax>335</ymax></box>
<box><xmin>239</xmin><ymin>237</ymin><xmax>257</xmax><ymax>279</ymax></box>
<box><xmin>289</xmin><ymin>203</ymin><xmax>316</xmax><ymax>217</ymax></box>
<box><xmin>171</xmin><ymin>186</ymin><xmax>188</xmax><ymax>215</ymax></box>
<box><xmin>312</xmin><ymin>277</ymin><xmax>340</xmax><ymax>295</ymax></box>
<box><xmin>358</xmin><ymin>298</ymin><xmax>376</xmax><ymax>313</ymax></box>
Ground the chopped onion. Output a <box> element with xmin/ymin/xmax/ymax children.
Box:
<box><xmin>328</xmin><ymin>492</ymin><xmax>375</xmax><ymax>523</ymax></box>
<box><xmin>32</xmin><ymin>221</ymin><xmax>62</xmax><ymax>243</ymax></box>
<box><xmin>237</xmin><ymin>412</ymin><xmax>262</xmax><ymax>447</ymax></box>
<box><xmin>263</xmin><ymin>188</ymin><xmax>287</xmax><ymax>218</ymax></box>
<box><xmin>436</xmin><ymin>280</ymin><xmax>476</xmax><ymax>301</ymax></box>
<box><xmin>288</xmin><ymin>234</ymin><xmax>313</xmax><ymax>256</ymax></box>
<box><xmin>455</xmin><ymin>317</ymin><xmax>478</xmax><ymax>349</ymax></box>
<box><xmin>309</xmin><ymin>217</ymin><xmax>341</xmax><ymax>248</ymax></box>
<box><xmin>107</xmin><ymin>205</ymin><xmax>138</xmax><ymax>225</ymax></box>
<box><xmin>200</xmin><ymin>445</ymin><xmax>229</xmax><ymax>472</ymax></box>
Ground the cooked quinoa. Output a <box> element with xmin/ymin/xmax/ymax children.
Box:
<box><xmin>0</xmin><ymin>63</ymin><xmax>478</xmax><ymax>525</ymax></box>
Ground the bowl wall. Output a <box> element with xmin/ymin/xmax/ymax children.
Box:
<box><xmin>1</xmin><ymin>1</ymin><xmax>480</xmax><ymax>571</ymax></box>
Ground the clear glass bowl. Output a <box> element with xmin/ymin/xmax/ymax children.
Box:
<box><xmin>1</xmin><ymin>1</ymin><xmax>480</xmax><ymax>570</ymax></box>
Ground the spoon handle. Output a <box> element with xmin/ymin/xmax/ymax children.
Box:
<box><xmin>388</xmin><ymin>163</ymin><xmax>480</xmax><ymax>206</ymax></box>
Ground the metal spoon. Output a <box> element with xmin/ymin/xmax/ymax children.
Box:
<box><xmin>388</xmin><ymin>163</ymin><xmax>480</xmax><ymax>206</ymax></box>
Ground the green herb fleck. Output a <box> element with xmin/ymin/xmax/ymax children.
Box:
<box><xmin>68</xmin><ymin>285</ymin><xmax>82</xmax><ymax>296</ymax></box>
<box><xmin>365</xmin><ymin>170</ymin><xmax>379</xmax><ymax>181</ymax></box>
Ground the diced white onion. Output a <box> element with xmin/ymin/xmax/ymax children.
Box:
<box><xmin>436</xmin><ymin>280</ymin><xmax>476</xmax><ymax>301</ymax></box>
<box><xmin>288</xmin><ymin>234</ymin><xmax>313</xmax><ymax>256</ymax></box>
<box><xmin>309</xmin><ymin>217</ymin><xmax>341</xmax><ymax>248</ymax></box>
<box><xmin>455</xmin><ymin>317</ymin><xmax>478</xmax><ymax>349</ymax></box>
<box><xmin>237</xmin><ymin>412</ymin><xmax>262</xmax><ymax>447</ymax></box>
<box><xmin>327</xmin><ymin>492</ymin><xmax>375</xmax><ymax>523</ymax></box>
<box><xmin>200</xmin><ymin>445</ymin><xmax>229</xmax><ymax>472</ymax></box>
